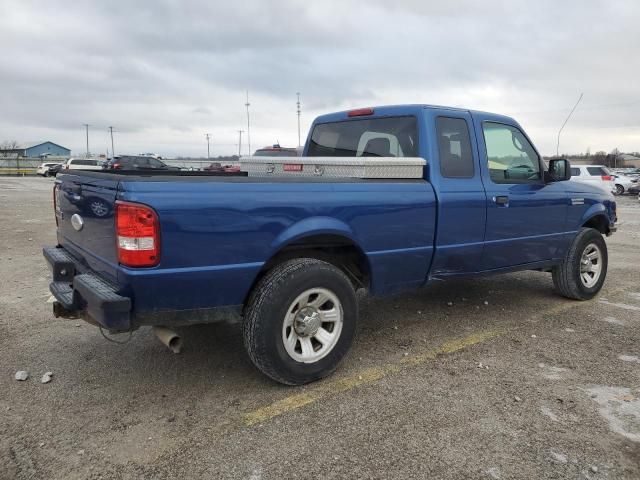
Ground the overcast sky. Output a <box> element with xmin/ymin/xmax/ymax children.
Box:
<box><xmin>2</xmin><ymin>0</ymin><xmax>639</xmax><ymax>157</ymax></box>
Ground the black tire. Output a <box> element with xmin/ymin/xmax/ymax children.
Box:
<box><xmin>242</xmin><ymin>258</ymin><xmax>357</xmax><ymax>385</ymax></box>
<box><xmin>43</xmin><ymin>171</ymin><xmax>49</xmax><ymax>177</ymax></box>
<box><xmin>615</xmin><ymin>184</ymin><xmax>624</xmax><ymax>195</ymax></box>
<box><xmin>552</xmin><ymin>228</ymin><xmax>608</xmax><ymax>300</ymax></box>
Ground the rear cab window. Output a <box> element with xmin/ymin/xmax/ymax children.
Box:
<box><xmin>436</xmin><ymin>117</ymin><xmax>474</xmax><ymax>178</ymax></box>
<box><xmin>307</xmin><ymin>116</ymin><xmax>418</xmax><ymax>157</ymax></box>
<box><xmin>254</xmin><ymin>149</ymin><xmax>298</xmax><ymax>157</ymax></box>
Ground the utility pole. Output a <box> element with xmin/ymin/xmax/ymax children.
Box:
<box><xmin>237</xmin><ymin>130</ymin><xmax>244</xmax><ymax>157</ymax></box>
<box><xmin>296</xmin><ymin>92</ymin><xmax>301</xmax><ymax>147</ymax></box>
<box><xmin>205</xmin><ymin>133</ymin><xmax>211</xmax><ymax>159</ymax></box>
<box><xmin>556</xmin><ymin>93</ymin><xmax>583</xmax><ymax>157</ymax></box>
<box><xmin>245</xmin><ymin>91</ymin><xmax>251</xmax><ymax>155</ymax></box>
<box><xmin>108</xmin><ymin>126</ymin><xmax>115</xmax><ymax>157</ymax></box>
<box><xmin>83</xmin><ymin>124</ymin><xmax>90</xmax><ymax>157</ymax></box>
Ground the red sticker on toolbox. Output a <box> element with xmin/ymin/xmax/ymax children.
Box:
<box><xmin>283</xmin><ymin>164</ymin><xmax>303</xmax><ymax>171</ymax></box>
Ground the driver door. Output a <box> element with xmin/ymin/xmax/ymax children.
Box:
<box><xmin>473</xmin><ymin>117</ymin><xmax>569</xmax><ymax>270</ymax></box>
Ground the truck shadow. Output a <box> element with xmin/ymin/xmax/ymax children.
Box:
<box><xmin>70</xmin><ymin>270</ymin><xmax>559</xmax><ymax>396</ymax></box>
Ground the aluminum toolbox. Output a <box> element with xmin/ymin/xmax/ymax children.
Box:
<box><xmin>239</xmin><ymin>156</ymin><xmax>426</xmax><ymax>179</ymax></box>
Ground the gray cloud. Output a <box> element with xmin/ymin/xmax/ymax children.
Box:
<box><xmin>1</xmin><ymin>0</ymin><xmax>639</xmax><ymax>156</ymax></box>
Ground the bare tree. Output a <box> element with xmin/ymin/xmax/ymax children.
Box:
<box><xmin>0</xmin><ymin>140</ymin><xmax>20</xmax><ymax>158</ymax></box>
<box><xmin>1</xmin><ymin>140</ymin><xmax>19</xmax><ymax>149</ymax></box>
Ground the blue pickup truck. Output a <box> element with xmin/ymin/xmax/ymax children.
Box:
<box><xmin>45</xmin><ymin>104</ymin><xmax>617</xmax><ymax>385</ymax></box>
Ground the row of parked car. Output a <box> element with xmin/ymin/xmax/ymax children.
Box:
<box><xmin>568</xmin><ymin>165</ymin><xmax>640</xmax><ymax>196</ymax></box>
<box><xmin>36</xmin><ymin>146</ymin><xmax>299</xmax><ymax>177</ymax></box>
<box><xmin>610</xmin><ymin>167</ymin><xmax>640</xmax><ymax>196</ymax></box>
<box><xmin>37</xmin><ymin>156</ymin><xmax>181</xmax><ymax>176</ymax></box>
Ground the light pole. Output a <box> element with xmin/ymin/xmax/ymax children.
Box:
<box><xmin>108</xmin><ymin>126</ymin><xmax>115</xmax><ymax>157</ymax></box>
<box><xmin>296</xmin><ymin>92</ymin><xmax>301</xmax><ymax>147</ymax></box>
<box><xmin>556</xmin><ymin>93</ymin><xmax>583</xmax><ymax>157</ymax></box>
<box><xmin>245</xmin><ymin>91</ymin><xmax>251</xmax><ymax>155</ymax></box>
<box><xmin>83</xmin><ymin>124</ymin><xmax>90</xmax><ymax>156</ymax></box>
<box><xmin>237</xmin><ymin>130</ymin><xmax>244</xmax><ymax>158</ymax></box>
<box><xmin>205</xmin><ymin>133</ymin><xmax>211</xmax><ymax>159</ymax></box>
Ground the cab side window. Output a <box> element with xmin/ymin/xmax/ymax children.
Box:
<box><xmin>436</xmin><ymin>117</ymin><xmax>474</xmax><ymax>178</ymax></box>
<box><xmin>483</xmin><ymin>122</ymin><xmax>541</xmax><ymax>184</ymax></box>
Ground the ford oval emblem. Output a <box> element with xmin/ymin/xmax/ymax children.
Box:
<box><xmin>71</xmin><ymin>214</ymin><xmax>84</xmax><ymax>231</ymax></box>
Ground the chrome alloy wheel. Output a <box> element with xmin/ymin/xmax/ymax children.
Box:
<box><xmin>580</xmin><ymin>243</ymin><xmax>602</xmax><ymax>288</ymax></box>
<box><xmin>282</xmin><ymin>288</ymin><xmax>343</xmax><ymax>363</ymax></box>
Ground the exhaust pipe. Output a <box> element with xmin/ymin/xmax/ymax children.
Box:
<box><xmin>152</xmin><ymin>326</ymin><xmax>183</xmax><ymax>354</ymax></box>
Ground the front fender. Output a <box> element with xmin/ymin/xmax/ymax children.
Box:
<box><xmin>580</xmin><ymin>202</ymin><xmax>607</xmax><ymax>226</ymax></box>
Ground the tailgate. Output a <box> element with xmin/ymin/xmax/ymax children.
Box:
<box><xmin>55</xmin><ymin>173</ymin><xmax>120</xmax><ymax>282</ymax></box>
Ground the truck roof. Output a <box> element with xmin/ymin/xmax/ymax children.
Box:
<box><xmin>312</xmin><ymin>104</ymin><xmax>515</xmax><ymax>125</ymax></box>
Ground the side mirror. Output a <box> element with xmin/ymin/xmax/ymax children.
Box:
<box><xmin>546</xmin><ymin>158</ymin><xmax>571</xmax><ymax>182</ymax></box>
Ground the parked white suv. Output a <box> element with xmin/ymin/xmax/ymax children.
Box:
<box><xmin>36</xmin><ymin>162</ymin><xmax>63</xmax><ymax>176</ymax></box>
<box><xmin>569</xmin><ymin>165</ymin><xmax>615</xmax><ymax>193</ymax></box>
<box><xmin>64</xmin><ymin>158</ymin><xmax>103</xmax><ymax>171</ymax></box>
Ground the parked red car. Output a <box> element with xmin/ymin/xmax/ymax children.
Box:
<box><xmin>203</xmin><ymin>163</ymin><xmax>240</xmax><ymax>172</ymax></box>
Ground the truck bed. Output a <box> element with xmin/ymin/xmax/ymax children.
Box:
<box><xmin>53</xmin><ymin>170</ymin><xmax>437</xmax><ymax>330</ymax></box>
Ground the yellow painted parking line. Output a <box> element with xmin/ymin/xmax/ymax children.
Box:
<box><xmin>243</xmin><ymin>289</ymin><xmax>632</xmax><ymax>427</ymax></box>
<box><xmin>243</xmin><ymin>328</ymin><xmax>503</xmax><ymax>426</ymax></box>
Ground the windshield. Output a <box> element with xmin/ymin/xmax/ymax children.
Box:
<box><xmin>307</xmin><ymin>116</ymin><xmax>418</xmax><ymax>157</ymax></box>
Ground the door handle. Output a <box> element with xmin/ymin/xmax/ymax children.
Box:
<box><xmin>493</xmin><ymin>195</ymin><xmax>509</xmax><ymax>206</ymax></box>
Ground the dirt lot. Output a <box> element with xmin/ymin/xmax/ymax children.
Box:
<box><xmin>1</xmin><ymin>177</ymin><xmax>639</xmax><ymax>479</ymax></box>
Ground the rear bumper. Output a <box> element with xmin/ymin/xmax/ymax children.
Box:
<box><xmin>44</xmin><ymin>246</ymin><xmax>131</xmax><ymax>331</ymax></box>
<box><xmin>44</xmin><ymin>245</ymin><xmax>244</xmax><ymax>330</ymax></box>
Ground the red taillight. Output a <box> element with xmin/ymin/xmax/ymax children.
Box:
<box><xmin>115</xmin><ymin>201</ymin><xmax>160</xmax><ymax>267</ymax></box>
<box><xmin>348</xmin><ymin>107</ymin><xmax>374</xmax><ymax>117</ymax></box>
<box><xmin>113</xmin><ymin>163</ymin><xmax>122</xmax><ymax>169</ymax></box>
<box><xmin>602</xmin><ymin>175</ymin><xmax>612</xmax><ymax>181</ymax></box>
<box><xmin>53</xmin><ymin>184</ymin><xmax>59</xmax><ymax>226</ymax></box>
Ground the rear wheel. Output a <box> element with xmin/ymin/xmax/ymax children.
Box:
<box><xmin>615</xmin><ymin>184</ymin><xmax>624</xmax><ymax>195</ymax></box>
<box><xmin>243</xmin><ymin>258</ymin><xmax>357</xmax><ymax>385</ymax></box>
<box><xmin>552</xmin><ymin>228</ymin><xmax>608</xmax><ymax>300</ymax></box>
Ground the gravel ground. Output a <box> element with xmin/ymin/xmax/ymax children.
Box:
<box><xmin>1</xmin><ymin>177</ymin><xmax>639</xmax><ymax>480</ymax></box>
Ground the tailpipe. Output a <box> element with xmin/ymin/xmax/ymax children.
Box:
<box><xmin>152</xmin><ymin>326</ymin><xmax>183</xmax><ymax>354</ymax></box>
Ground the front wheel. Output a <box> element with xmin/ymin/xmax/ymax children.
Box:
<box><xmin>242</xmin><ymin>258</ymin><xmax>357</xmax><ymax>385</ymax></box>
<box><xmin>615</xmin><ymin>184</ymin><xmax>624</xmax><ymax>195</ymax></box>
<box><xmin>552</xmin><ymin>228</ymin><xmax>608</xmax><ymax>300</ymax></box>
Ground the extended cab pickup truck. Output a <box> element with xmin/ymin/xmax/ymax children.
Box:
<box><xmin>45</xmin><ymin>104</ymin><xmax>617</xmax><ymax>385</ymax></box>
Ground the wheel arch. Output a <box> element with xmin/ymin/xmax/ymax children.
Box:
<box><xmin>243</xmin><ymin>219</ymin><xmax>371</xmax><ymax>306</ymax></box>
<box><xmin>582</xmin><ymin>213</ymin><xmax>610</xmax><ymax>235</ymax></box>
<box><xmin>580</xmin><ymin>202</ymin><xmax>611</xmax><ymax>235</ymax></box>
